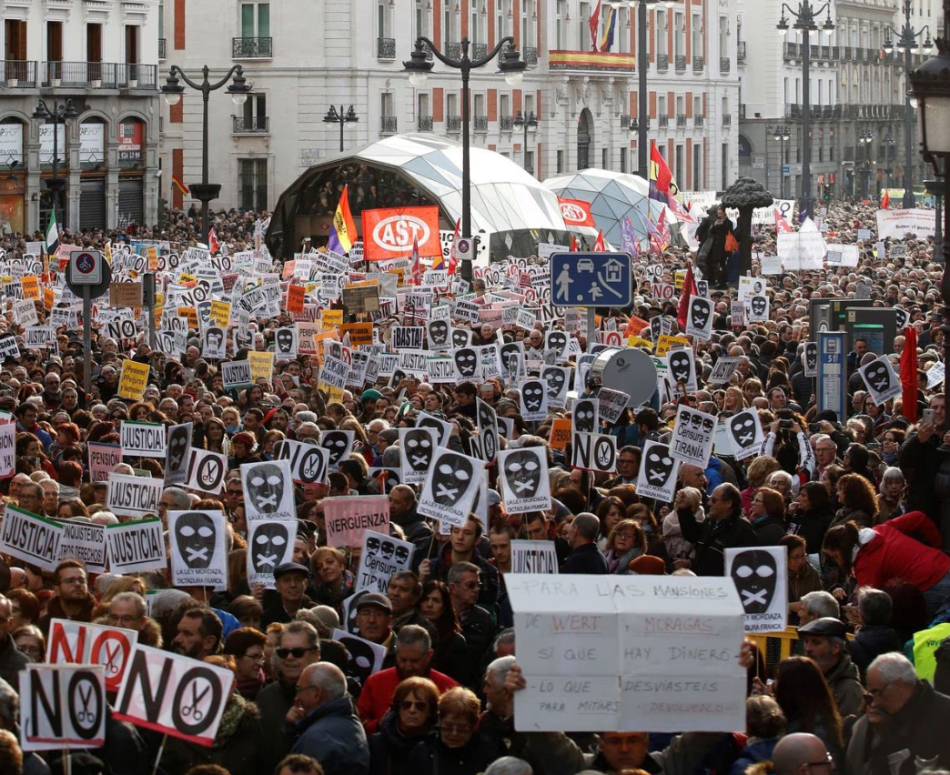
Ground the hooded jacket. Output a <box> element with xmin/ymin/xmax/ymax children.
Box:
<box><xmin>825</xmin><ymin>652</ymin><xmax>865</xmax><ymax>718</ymax></box>
<box><xmin>369</xmin><ymin>709</ymin><xmax>433</xmax><ymax>775</ymax></box>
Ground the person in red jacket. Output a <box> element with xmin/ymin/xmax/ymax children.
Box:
<box><xmin>823</xmin><ymin>512</ymin><xmax>950</xmax><ymax>621</ymax></box>
<box><xmin>357</xmin><ymin>624</ymin><xmax>457</xmax><ymax>734</ymax></box>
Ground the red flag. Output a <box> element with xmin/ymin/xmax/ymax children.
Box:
<box><xmin>447</xmin><ymin>219</ymin><xmax>460</xmax><ymax>275</ymax></box>
<box><xmin>208</xmin><ymin>228</ymin><xmax>220</xmax><ymax>255</ymax></box>
<box><xmin>881</xmin><ymin>190</ymin><xmax>890</xmax><ymax>210</ymax></box>
<box><xmin>571</xmin><ymin>234</ymin><xmax>579</xmax><ymax>252</ymax></box>
<box><xmin>589</xmin><ymin>0</ymin><xmax>602</xmax><ymax>52</ymax></box>
<box><xmin>775</xmin><ymin>209</ymin><xmax>793</xmax><ymax>234</ymax></box>
<box><xmin>901</xmin><ymin>325</ymin><xmax>918</xmax><ymax>424</ymax></box>
<box><xmin>677</xmin><ymin>266</ymin><xmax>698</xmax><ymax>330</ymax></box>
<box><xmin>649</xmin><ymin>232</ymin><xmax>664</xmax><ymax>256</ymax></box>
<box><xmin>593</xmin><ymin>230</ymin><xmax>606</xmax><ymax>252</ymax></box>
<box><xmin>410</xmin><ymin>234</ymin><xmax>422</xmax><ymax>286</ymax></box>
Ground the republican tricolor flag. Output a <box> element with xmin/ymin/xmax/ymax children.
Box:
<box><xmin>327</xmin><ymin>184</ymin><xmax>358</xmax><ymax>255</ymax></box>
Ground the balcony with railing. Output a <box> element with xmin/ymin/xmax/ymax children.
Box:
<box><xmin>722</xmin><ymin>113</ymin><xmax>732</xmax><ymax>126</ymax></box>
<box><xmin>40</xmin><ymin>61</ymin><xmax>158</xmax><ymax>89</ymax></box>
<box><xmin>447</xmin><ymin>116</ymin><xmax>461</xmax><ymax>133</ymax></box>
<box><xmin>657</xmin><ymin>54</ymin><xmax>669</xmax><ymax>72</ymax></box>
<box><xmin>158</xmin><ymin>38</ymin><xmax>166</xmax><ymax>61</ymax></box>
<box><xmin>694</xmin><ymin>115</ymin><xmax>705</xmax><ymax>127</ymax></box>
<box><xmin>720</xmin><ymin>57</ymin><xmax>730</xmax><ymax>74</ymax></box>
<box><xmin>233</xmin><ymin>116</ymin><xmax>269</xmax><ymax>133</ymax></box>
<box><xmin>233</xmin><ymin>37</ymin><xmax>272</xmax><ymax>58</ymax></box>
<box><xmin>500</xmin><ymin>116</ymin><xmax>513</xmax><ymax>131</ymax></box>
<box><xmin>658</xmin><ymin>115</ymin><xmax>669</xmax><ymax>127</ymax></box>
<box><xmin>675</xmin><ymin>54</ymin><xmax>687</xmax><ymax>72</ymax></box>
<box><xmin>445</xmin><ymin>41</ymin><xmax>462</xmax><ymax>60</ymax></box>
<box><xmin>381</xmin><ymin>116</ymin><xmax>398</xmax><ymax>134</ymax></box>
<box><xmin>524</xmin><ymin>47</ymin><xmax>538</xmax><ymax>66</ymax></box>
<box><xmin>676</xmin><ymin>114</ymin><xmax>687</xmax><ymax>127</ymax></box>
<box><xmin>692</xmin><ymin>55</ymin><xmax>704</xmax><ymax>72</ymax></box>
<box><xmin>377</xmin><ymin>37</ymin><xmax>396</xmax><ymax>60</ymax></box>
<box><xmin>737</xmin><ymin>41</ymin><xmax>747</xmax><ymax>61</ymax></box>
<box><xmin>418</xmin><ymin>115</ymin><xmax>433</xmax><ymax>132</ymax></box>
<box><xmin>620</xmin><ymin>114</ymin><xmax>630</xmax><ymax>128</ymax></box>
<box><xmin>1</xmin><ymin>60</ymin><xmax>38</xmax><ymax>86</ymax></box>
<box><xmin>473</xmin><ymin>115</ymin><xmax>488</xmax><ymax>132</ymax></box>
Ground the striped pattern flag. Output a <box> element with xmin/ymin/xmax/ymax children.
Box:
<box><xmin>45</xmin><ymin>211</ymin><xmax>59</xmax><ymax>257</ymax></box>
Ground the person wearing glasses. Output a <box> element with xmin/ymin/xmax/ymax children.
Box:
<box><xmin>369</xmin><ymin>676</ymin><xmax>439</xmax><ymax>775</ymax></box>
<box><xmin>36</xmin><ymin>560</ymin><xmax>95</xmax><ymax>635</ymax></box>
<box><xmin>287</xmin><ymin>662</ymin><xmax>369</xmax><ymax>775</ymax></box>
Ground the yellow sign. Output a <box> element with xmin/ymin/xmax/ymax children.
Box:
<box><xmin>312</xmin><ymin>331</ymin><xmax>340</xmax><ymax>366</ymax></box>
<box><xmin>549</xmin><ymin>418</ymin><xmax>573</xmax><ymax>451</ymax></box>
<box><xmin>146</xmin><ymin>246</ymin><xmax>158</xmax><ymax>271</ymax></box>
<box><xmin>321</xmin><ymin>309</ymin><xmax>343</xmax><ymax>331</ymax></box>
<box><xmin>179</xmin><ymin>273</ymin><xmax>198</xmax><ymax>287</ymax></box>
<box><xmin>43</xmin><ymin>287</ymin><xmax>55</xmax><ymax>312</ymax></box>
<box><xmin>177</xmin><ymin>306</ymin><xmax>198</xmax><ymax>330</ymax></box>
<box><xmin>21</xmin><ymin>275</ymin><xmax>40</xmax><ymax>300</ymax></box>
<box><xmin>341</xmin><ymin>322</ymin><xmax>374</xmax><ymax>347</ymax></box>
<box><xmin>655</xmin><ymin>334</ymin><xmax>690</xmax><ymax>357</ymax></box>
<box><xmin>118</xmin><ymin>360</ymin><xmax>150</xmax><ymax>401</ymax></box>
<box><xmin>674</xmin><ymin>270</ymin><xmax>687</xmax><ymax>290</ymax></box>
<box><xmin>248</xmin><ymin>351</ymin><xmax>274</xmax><ymax>384</ymax></box>
<box><xmin>209</xmin><ymin>300</ymin><xmax>231</xmax><ymax>328</ymax></box>
<box><xmin>627</xmin><ymin>335</ymin><xmax>653</xmax><ymax>350</ymax></box>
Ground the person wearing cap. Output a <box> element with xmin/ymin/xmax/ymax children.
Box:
<box><xmin>355</xmin><ymin>592</ymin><xmax>395</xmax><ymax>651</ymax></box>
<box><xmin>797</xmin><ymin>617</ymin><xmax>864</xmax><ymax>718</ymax></box>
<box><xmin>261</xmin><ymin>563</ymin><xmax>315</xmax><ymax>628</ymax></box>
<box><xmin>359</xmin><ymin>389</ymin><xmax>382</xmax><ymax>424</ymax></box>
<box><xmin>229</xmin><ymin>431</ymin><xmax>262</xmax><ymax>470</ymax></box>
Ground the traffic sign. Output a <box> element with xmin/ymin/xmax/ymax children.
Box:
<box><xmin>550</xmin><ymin>252</ymin><xmax>632</xmax><ymax>308</ymax></box>
<box><xmin>455</xmin><ymin>237</ymin><xmax>473</xmax><ymax>260</ymax></box>
<box><xmin>782</xmin><ymin>165</ymin><xmax>791</xmax><ymax>175</ymax></box>
<box><xmin>67</xmin><ymin>250</ymin><xmax>104</xmax><ymax>286</ymax></box>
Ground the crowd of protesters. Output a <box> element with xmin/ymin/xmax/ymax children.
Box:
<box><xmin>0</xmin><ymin>199</ymin><xmax>947</xmax><ymax>775</ymax></box>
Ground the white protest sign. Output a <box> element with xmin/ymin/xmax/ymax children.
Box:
<box><xmin>120</xmin><ymin>421</ymin><xmax>167</xmax><ymax>459</ymax></box>
<box><xmin>685</xmin><ymin>296</ymin><xmax>714</xmax><ymax>341</ymax></box>
<box><xmin>272</xmin><ymin>439</ymin><xmax>329</xmax><ymax>486</ymax></box>
<box><xmin>597</xmin><ymin>389</ymin><xmax>631</xmax><ymax>424</ymax></box>
<box><xmin>860</xmin><ymin>355</ymin><xmax>902</xmax><ymax>404</ymax></box>
<box><xmin>508</xmin><ymin>574</ymin><xmax>746</xmax><ymax>733</ymax></box>
<box><xmin>58</xmin><ymin>520</ymin><xmax>106</xmax><ymax>574</ymax></box>
<box><xmin>636</xmin><ymin>441</ymin><xmax>680</xmax><ymax>502</ymax></box>
<box><xmin>725</xmin><ymin>547</ymin><xmax>788</xmax><ymax>633</ymax></box>
<box><xmin>572</xmin><ymin>432</ymin><xmax>617</xmax><ymax>474</ymax></box>
<box><xmin>240</xmin><ymin>459</ymin><xmax>296</xmax><ymax>522</ymax></box>
<box><xmin>666</xmin><ymin>349</ymin><xmax>698</xmax><ymax>393</ymax></box>
<box><xmin>355</xmin><ymin>530</ymin><xmax>415</xmax><ymax>593</ymax></box>
<box><xmin>186</xmin><ymin>449</ymin><xmax>228</xmax><ymax>495</ymax></box>
<box><xmin>0</xmin><ymin>332</ymin><xmax>19</xmax><ymax>360</ymax></box>
<box><xmin>247</xmin><ymin>520</ymin><xmax>296</xmax><ymax>589</ymax></box>
<box><xmin>106</xmin><ymin>518</ymin><xmax>167</xmax><ymax>574</ymax></box>
<box><xmin>497</xmin><ymin>447</ymin><xmax>551</xmax><ymax>515</ymax></box>
<box><xmin>20</xmin><ymin>664</ymin><xmax>106</xmax><ymax>751</ymax></box>
<box><xmin>0</xmin><ymin>422</ymin><xmax>14</xmax><ymax>478</ymax></box>
<box><xmin>928</xmin><ymin>361</ymin><xmax>946</xmax><ymax>389</ymax></box>
<box><xmin>46</xmin><ymin>619</ymin><xmax>139</xmax><ymax>694</ymax></box>
<box><xmin>114</xmin><ymin>645</ymin><xmax>234</xmax><ymax>746</ymax></box>
<box><xmin>511</xmin><ymin>540</ymin><xmax>558</xmax><ymax>574</ymax></box>
<box><xmin>876</xmin><ymin>208</ymin><xmax>936</xmax><ymax>239</ymax></box>
<box><xmin>168</xmin><ymin>510</ymin><xmax>228</xmax><ymax>590</ymax></box>
<box><xmin>519</xmin><ymin>378</ymin><xmax>549</xmax><ymax>421</ymax></box>
<box><xmin>708</xmin><ymin>357</ymin><xmax>740</xmax><ymax>386</ymax></box>
<box><xmin>417</xmin><ymin>448</ymin><xmax>485</xmax><ymax>527</ymax></box>
<box><xmin>0</xmin><ymin>506</ymin><xmax>64</xmax><ymax>571</ymax></box>
<box><xmin>737</xmin><ymin>276</ymin><xmax>767</xmax><ymax>301</ymax></box>
<box><xmin>803</xmin><ymin>342</ymin><xmax>818</xmax><ymax>378</ymax></box>
<box><xmin>824</xmin><ymin>244</ymin><xmax>860</xmax><ymax>267</ymax></box>
<box><xmin>323</xmin><ymin>495</ymin><xmax>391</xmax><ymax>548</ymax></box>
<box><xmin>670</xmin><ymin>405</ymin><xmax>717</xmax><ymax>468</ymax></box>
<box><xmin>725</xmin><ymin>409</ymin><xmax>764</xmax><ymax>462</ymax></box>
<box><xmin>165</xmin><ymin>422</ymin><xmax>193</xmax><ymax>486</ymax></box>
<box><xmin>221</xmin><ymin>359</ymin><xmax>253</xmax><ymax>389</ymax></box>
<box><xmin>759</xmin><ymin>255</ymin><xmax>783</xmax><ymax>275</ymax></box>
<box><xmin>331</xmin><ymin>628</ymin><xmax>387</xmax><ymax>687</ymax></box>
<box><xmin>107</xmin><ymin>473</ymin><xmax>163</xmax><ymax>520</ymax></box>
<box><xmin>88</xmin><ymin>442</ymin><xmax>122</xmax><ymax>483</ymax></box>
<box><xmin>747</xmin><ymin>294</ymin><xmax>770</xmax><ymax>323</ymax></box>
<box><xmin>399</xmin><ymin>427</ymin><xmax>439</xmax><ymax>485</ymax></box>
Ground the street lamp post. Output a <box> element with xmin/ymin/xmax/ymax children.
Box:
<box><xmin>773</xmin><ymin>124</ymin><xmax>791</xmax><ymax>198</ymax></box>
<box><xmin>884</xmin><ymin>0</ymin><xmax>933</xmax><ymax>208</ymax></box>
<box><xmin>777</xmin><ymin>1</ymin><xmax>835</xmax><ymax>221</ymax></box>
<box><xmin>404</xmin><ymin>37</ymin><xmax>526</xmax><ymax>283</ymax></box>
<box><xmin>859</xmin><ymin>129</ymin><xmax>874</xmax><ymax>198</ymax></box>
<box><xmin>910</xmin><ymin>3</ymin><xmax>950</xmax><ymax>547</ymax></box>
<box><xmin>161</xmin><ymin>64</ymin><xmax>251</xmax><ymax>246</ymax></box>
<box><xmin>513</xmin><ymin>110</ymin><xmax>538</xmax><ymax>174</ymax></box>
<box><xmin>323</xmin><ymin>105</ymin><xmax>358</xmax><ymax>153</ymax></box>
<box><xmin>33</xmin><ymin>98</ymin><xmax>78</xmax><ymax>229</ymax></box>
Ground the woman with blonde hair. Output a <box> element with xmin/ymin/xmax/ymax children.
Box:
<box><xmin>603</xmin><ymin>519</ymin><xmax>648</xmax><ymax>573</ymax></box>
<box><xmin>741</xmin><ymin>456</ymin><xmax>781</xmax><ymax>515</ymax></box>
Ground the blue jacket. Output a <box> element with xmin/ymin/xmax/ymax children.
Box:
<box><xmin>728</xmin><ymin>738</ymin><xmax>779</xmax><ymax>775</ymax></box>
<box><xmin>289</xmin><ymin>696</ymin><xmax>369</xmax><ymax>775</ymax></box>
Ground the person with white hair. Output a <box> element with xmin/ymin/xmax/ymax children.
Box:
<box><xmin>846</xmin><ymin>652</ymin><xmax>950</xmax><ymax>774</ymax></box>
<box><xmin>485</xmin><ymin>757</ymin><xmax>532</xmax><ymax>775</ymax></box>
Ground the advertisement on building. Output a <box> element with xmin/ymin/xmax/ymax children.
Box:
<box><xmin>0</xmin><ymin>124</ymin><xmax>23</xmax><ymax>166</ymax></box>
<box><xmin>39</xmin><ymin>125</ymin><xmax>67</xmax><ymax>165</ymax></box>
<box><xmin>118</xmin><ymin>121</ymin><xmax>143</xmax><ymax>164</ymax></box>
<box><xmin>80</xmin><ymin>123</ymin><xmax>105</xmax><ymax>165</ymax></box>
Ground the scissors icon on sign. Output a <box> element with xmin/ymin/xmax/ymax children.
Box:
<box><xmin>181</xmin><ymin>683</ymin><xmax>210</xmax><ymax>722</ymax></box>
<box><xmin>76</xmin><ymin>685</ymin><xmax>96</xmax><ymax>725</ymax></box>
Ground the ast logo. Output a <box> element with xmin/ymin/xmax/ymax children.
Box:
<box><xmin>372</xmin><ymin>216</ymin><xmax>431</xmax><ymax>252</ymax></box>
<box><xmin>362</xmin><ymin>206</ymin><xmax>441</xmax><ymax>260</ymax></box>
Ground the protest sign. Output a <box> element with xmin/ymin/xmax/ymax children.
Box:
<box><xmin>0</xmin><ymin>332</ymin><xmax>19</xmax><ymax>360</ymax></box>
<box><xmin>106</xmin><ymin>518</ymin><xmax>167</xmax><ymax>574</ymax></box>
<box><xmin>168</xmin><ymin>510</ymin><xmax>228</xmax><ymax>590</ymax></box>
<box><xmin>221</xmin><ymin>359</ymin><xmax>253</xmax><ymax>389</ymax></box>
<box><xmin>803</xmin><ymin>342</ymin><xmax>818</xmax><ymax>378</ymax></box>
<box><xmin>0</xmin><ymin>422</ymin><xmax>14</xmax><ymax>478</ymax></box>
<box><xmin>107</xmin><ymin>473</ymin><xmax>163</xmax><ymax>519</ymax></box>
<box><xmin>272</xmin><ymin>439</ymin><xmax>329</xmax><ymax>486</ymax></box>
<box><xmin>46</xmin><ymin>619</ymin><xmax>139</xmax><ymax>694</ymax></box>
<box><xmin>860</xmin><ymin>355</ymin><xmax>902</xmax><ymax>404</ymax></box>
<box><xmin>747</xmin><ymin>294</ymin><xmax>770</xmax><ymax>323</ymax></box>
<box><xmin>519</xmin><ymin>378</ymin><xmax>549</xmax><ymax>421</ymax></box>
<box><xmin>876</xmin><ymin>208</ymin><xmax>936</xmax><ymax>239</ymax></box>
<box><xmin>685</xmin><ymin>296</ymin><xmax>714</xmax><ymax>341</ymax></box>
<box><xmin>508</xmin><ymin>574</ymin><xmax>746</xmax><ymax>733</ymax></box>
<box><xmin>240</xmin><ymin>459</ymin><xmax>296</xmax><ymax>522</ymax></box>
<box><xmin>655</xmin><ymin>334</ymin><xmax>689</xmax><ymax>357</ymax></box>
<box><xmin>331</xmin><ymin>628</ymin><xmax>386</xmax><ymax>688</ymax></box>
<box><xmin>548</xmin><ymin>418</ymin><xmax>573</xmax><ymax>450</ymax></box>
<box><xmin>186</xmin><ymin>449</ymin><xmax>228</xmax><ymax>494</ymax></box>
<box><xmin>0</xmin><ymin>506</ymin><xmax>63</xmax><ymax>571</ymax></box>
<box><xmin>511</xmin><ymin>540</ymin><xmax>558</xmax><ymax>574</ymax></box>
<box><xmin>476</xmin><ymin>398</ymin><xmax>499</xmax><ymax>464</ymax></box>
<box><xmin>115</xmin><ymin>645</ymin><xmax>234</xmax><ymax>747</ymax></box>
<box><xmin>202</xmin><ymin>327</ymin><xmax>226</xmax><ymax>360</ymax></box>
<box><xmin>399</xmin><ymin>427</ymin><xmax>438</xmax><ymax>485</ymax></box>
<box><xmin>19</xmin><ymin>665</ymin><xmax>106</xmax><ymax>751</ymax></box>
<box><xmin>725</xmin><ymin>547</ymin><xmax>788</xmax><ymax>633</ymax></box>
<box><xmin>416</xmin><ymin>412</ymin><xmax>452</xmax><ymax>448</ymax></box>
<box><xmin>324</xmin><ymin>496</ymin><xmax>391</xmax><ymax>548</ymax></box>
<box><xmin>636</xmin><ymin>441</ymin><xmax>680</xmax><ymax>502</ymax></box>
<box><xmin>355</xmin><ymin>529</ymin><xmax>415</xmax><ymax>593</ymax></box>
<box><xmin>247</xmin><ymin>351</ymin><xmax>274</xmax><ymax>384</ymax></box>
<box><xmin>120</xmin><ymin>421</ymin><xmax>167</xmax><ymax>459</ymax></box>
<box><xmin>417</xmin><ymin>448</ymin><xmax>485</xmax><ymax>527</ymax></box>
<box><xmin>670</xmin><ymin>405</ymin><xmax>717</xmax><ymax>468</ymax></box>
<box><xmin>928</xmin><ymin>361</ymin><xmax>946</xmax><ymax>389</ymax></box>
<box><xmin>165</xmin><ymin>422</ymin><xmax>193</xmax><ymax>486</ymax></box>
<box><xmin>88</xmin><ymin>442</ymin><xmax>122</xmax><ymax>483</ymax></box>
<box><xmin>497</xmin><ymin>447</ymin><xmax>551</xmax><ymax>515</ymax></box>
<box><xmin>666</xmin><ymin>349</ymin><xmax>697</xmax><ymax>393</ymax></box>
<box><xmin>572</xmin><ymin>432</ymin><xmax>617</xmax><ymax>474</ymax></box>
<box><xmin>247</xmin><ymin>520</ymin><xmax>296</xmax><ymax>589</ymax></box>
<box><xmin>778</xmin><ymin>231</ymin><xmax>826</xmax><ymax>271</ymax></box>
<box><xmin>117</xmin><ymin>360</ymin><xmax>150</xmax><ymax>401</ymax></box>
<box><xmin>58</xmin><ymin>520</ymin><xmax>106</xmax><ymax>573</ymax></box>
<box><xmin>725</xmin><ymin>409</ymin><xmax>764</xmax><ymax>462</ymax></box>
<box><xmin>708</xmin><ymin>357</ymin><xmax>740</xmax><ymax>386</ymax></box>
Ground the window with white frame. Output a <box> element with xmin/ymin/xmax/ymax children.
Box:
<box><xmin>657</xmin><ymin>10</ymin><xmax>668</xmax><ymax>56</ymax></box>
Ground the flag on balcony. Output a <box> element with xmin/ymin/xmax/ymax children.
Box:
<box><xmin>881</xmin><ymin>189</ymin><xmax>890</xmax><ymax>209</ymax></box>
<box><xmin>589</xmin><ymin>0</ymin><xmax>603</xmax><ymax>52</ymax></box>
<box><xmin>45</xmin><ymin>211</ymin><xmax>59</xmax><ymax>258</ymax></box>
<box><xmin>410</xmin><ymin>234</ymin><xmax>422</xmax><ymax>286</ymax></box>
<box><xmin>327</xmin><ymin>184</ymin><xmax>358</xmax><ymax>255</ymax></box>
<box><xmin>649</xmin><ymin>142</ymin><xmax>681</xmax><ymax>206</ymax></box>
<box><xmin>599</xmin><ymin>5</ymin><xmax>617</xmax><ymax>52</ymax></box>
<box><xmin>171</xmin><ymin>173</ymin><xmax>190</xmax><ymax>197</ymax></box>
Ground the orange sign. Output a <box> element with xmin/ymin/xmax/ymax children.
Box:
<box><xmin>549</xmin><ymin>418</ymin><xmax>573</xmax><ymax>450</ymax></box>
<box><xmin>361</xmin><ymin>206</ymin><xmax>441</xmax><ymax>261</ymax></box>
<box><xmin>21</xmin><ymin>275</ymin><xmax>40</xmax><ymax>300</ymax></box>
<box><xmin>341</xmin><ymin>322</ymin><xmax>374</xmax><ymax>347</ymax></box>
<box><xmin>557</xmin><ymin>197</ymin><xmax>596</xmax><ymax>227</ymax></box>
<box><xmin>287</xmin><ymin>284</ymin><xmax>305</xmax><ymax>314</ymax></box>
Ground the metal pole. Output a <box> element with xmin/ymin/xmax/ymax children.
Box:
<box><xmin>802</xmin><ymin>24</ymin><xmax>812</xmax><ymax>220</ymax></box>
<box><xmin>339</xmin><ymin>106</ymin><xmax>345</xmax><ymax>153</ymax></box>
<box><xmin>461</xmin><ymin>41</ymin><xmax>473</xmax><ymax>283</ymax></box>
<box><xmin>201</xmin><ymin>67</ymin><xmax>211</xmax><ymax>246</ymax></box>
<box><xmin>638</xmin><ymin>0</ymin><xmax>649</xmax><ymax>178</ymax></box>
<box><xmin>82</xmin><ymin>291</ymin><xmax>91</xmax><ymax>395</ymax></box>
<box><xmin>938</xmin><ymin>192</ymin><xmax>944</xmax><ymax>263</ymax></box>
<box><xmin>903</xmin><ymin>5</ymin><xmax>916</xmax><ymax>208</ymax></box>
<box><xmin>587</xmin><ymin>308</ymin><xmax>597</xmax><ymax>354</ymax></box>
<box><xmin>52</xmin><ymin>111</ymin><xmax>59</xmax><ymax>227</ymax></box>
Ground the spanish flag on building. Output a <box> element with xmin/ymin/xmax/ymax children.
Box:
<box><xmin>171</xmin><ymin>173</ymin><xmax>190</xmax><ymax>197</ymax></box>
<box><xmin>327</xmin><ymin>184</ymin><xmax>358</xmax><ymax>254</ymax></box>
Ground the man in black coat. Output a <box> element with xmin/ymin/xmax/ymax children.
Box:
<box><xmin>562</xmin><ymin>514</ymin><xmax>609</xmax><ymax>575</ymax></box>
<box><xmin>676</xmin><ymin>483</ymin><xmax>757</xmax><ymax>576</ymax></box>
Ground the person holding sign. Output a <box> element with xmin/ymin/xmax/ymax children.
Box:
<box><xmin>674</xmin><ymin>484</ymin><xmax>757</xmax><ymax>576</ymax></box>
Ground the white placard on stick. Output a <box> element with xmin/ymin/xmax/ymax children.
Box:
<box><xmin>636</xmin><ymin>440</ymin><xmax>681</xmax><ymax>502</ymax></box>
<box><xmin>120</xmin><ymin>421</ymin><xmax>167</xmax><ymax>459</ymax></box>
<box><xmin>510</xmin><ymin>540</ymin><xmax>558</xmax><ymax>574</ymax></box>
<box><xmin>859</xmin><ymin>355</ymin><xmax>902</xmax><ymax>404</ymax></box>
<box><xmin>0</xmin><ymin>506</ymin><xmax>64</xmax><ymax>571</ymax></box>
<box><xmin>355</xmin><ymin>530</ymin><xmax>415</xmax><ymax>593</ymax></box>
<box><xmin>725</xmin><ymin>409</ymin><xmax>765</xmax><ymax>462</ymax></box>
<box><xmin>20</xmin><ymin>664</ymin><xmax>107</xmax><ymax>751</ymax></box>
<box><xmin>246</xmin><ymin>520</ymin><xmax>296</xmax><ymax>589</ymax></box>
<box><xmin>107</xmin><ymin>473</ymin><xmax>163</xmax><ymax>520</ymax></box>
<box><xmin>240</xmin><ymin>459</ymin><xmax>296</xmax><ymax>522</ymax></box>
<box><xmin>58</xmin><ymin>520</ymin><xmax>106</xmax><ymax>574</ymax></box>
<box><xmin>168</xmin><ymin>510</ymin><xmax>228</xmax><ymax>590</ymax></box>
<box><xmin>106</xmin><ymin>518</ymin><xmax>167</xmax><ymax>574</ymax></box>
<box><xmin>417</xmin><ymin>448</ymin><xmax>485</xmax><ymax>527</ymax></box>
<box><xmin>497</xmin><ymin>447</ymin><xmax>551</xmax><ymax>515</ymax></box>
<box><xmin>670</xmin><ymin>405</ymin><xmax>717</xmax><ymax>468</ymax></box>
<box><xmin>725</xmin><ymin>546</ymin><xmax>789</xmax><ymax>634</ymax></box>
<box><xmin>46</xmin><ymin>619</ymin><xmax>139</xmax><ymax>694</ymax></box>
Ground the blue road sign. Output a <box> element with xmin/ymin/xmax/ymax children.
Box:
<box><xmin>817</xmin><ymin>331</ymin><xmax>847</xmax><ymax>422</ymax></box>
<box><xmin>550</xmin><ymin>252</ymin><xmax>632</xmax><ymax>308</ymax></box>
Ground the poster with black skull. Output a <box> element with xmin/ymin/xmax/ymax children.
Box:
<box><xmin>497</xmin><ymin>446</ymin><xmax>551</xmax><ymax>515</ymax></box>
<box><xmin>427</xmin><ymin>319</ymin><xmax>452</xmax><ymax>351</ymax></box>
<box><xmin>168</xmin><ymin>510</ymin><xmax>228</xmax><ymax>590</ymax></box>
<box><xmin>803</xmin><ymin>342</ymin><xmax>818</xmax><ymax>378</ymax></box>
<box><xmin>499</xmin><ymin>341</ymin><xmax>525</xmax><ymax>381</ymax></box>
<box><xmin>320</xmin><ymin>429</ymin><xmax>355</xmax><ymax>469</ymax></box>
<box><xmin>451</xmin><ymin>328</ymin><xmax>472</xmax><ymax>349</ymax></box>
<box><xmin>540</xmin><ymin>366</ymin><xmax>571</xmax><ymax>409</ymax></box>
<box><xmin>417</xmin><ymin>448</ymin><xmax>485</xmax><ymax>528</ymax></box>
<box><xmin>545</xmin><ymin>331</ymin><xmax>570</xmax><ymax>363</ymax></box>
<box><xmin>747</xmin><ymin>294</ymin><xmax>770</xmax><ymax>323</ymax></box>
<box><xmin>573</xmin><ymin>397</ymin><xmax>600</xmax><ymax>434</ymax></box>
<box><xmin>571</xmin><ymin>432</ymin><xmax>617</xmax><ymax>474</ymax></box>
<box><xmin>894</xmin><ymin>306</ymin><xmax>908</xmax><ymax>332</ymax></box>
<box><xmin>666</xmin><ymin>348</ymin><xmax>698</xmax><ymax>393</ymax></box>
<box><xmin>186</xmin><ymin>448</ymin><xmax>228</xmax><ymax>495</ymax></box>
<box><xmin>240</xmin><ymin>459</ymin><xmax>296</xmax><ymax>522</ymax></box>
<box><xmin>685</xmin><ymin>297</ymin><xmax>714</xmax><ymax>341</ymax></box>
<box><xmin>331</xmin><ymin>627</ymin><xmax>386</xmax><ymax>688</ymax></box>
<box><xmin>399</xmin><ymin>427</ymin><xmax>438</xmax><ymax>485</ymax></box>
<box><xmin>202</xmin><ymin>327</ymin><xmax>226</xmax><ymax>360</ymax></box>
<box><xmin>636</xmin><ymin>440</ymin><xmax>681</xmax><ymax>501</ymax></box>
<box><xmin>355</xmin><ymin>529</ymin><xmax>415</xmax><ymax>593</ymax></box>
<box><xmin>476</xmin><ymin>398</ymin><xmax>499</xmax><ymax>465</ymax></box>
<box><xmin>725</xmin><ymin>546</ymin><xmax>788</xmax><ymax>633</ymax></box>
<box><xmin>726</xmin><ymin>408</ymin><xmax>764</xmax><ymax>461</ymax></box>
<box><xmin>670</xmin><ymin>405</ymin><xmax>717</xmax><ymax>468</ymax></box>
<box><xmin>860</xmin><ymin>355</ymin><xmax>901</xmax><ymax>404</ymax></box>
<box><xmin>520</xmin><ymin>379</ymin><xmax>549</xmax><ymax>421</ymax></box>
<box><xmin>274</xmin><ymin>327</ymin><xmax>298</xmax><ymax>360</ymax></box>
<box><xmin>233</xmin><ymin>327</ymin><xmax>254</xmax><ymax>353</ymax></box>
<box><xmin>453</xmin><ymin>346</ymin><xmax>480</xmax><ymax>381</ymax></box>
<box><xmin>246</xmin><ymin>520</ymin><xmax>296</xmax><ymax>589</ymax></box>
<box><xmin>416</xmin><ymin>412</ymin><xmax>452</xmax><ymax>447</ymax></box>
<box><xmin>163</xmin><ymin>422</ymin><xmax>193</xmax><ymax>487</ymax></box>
